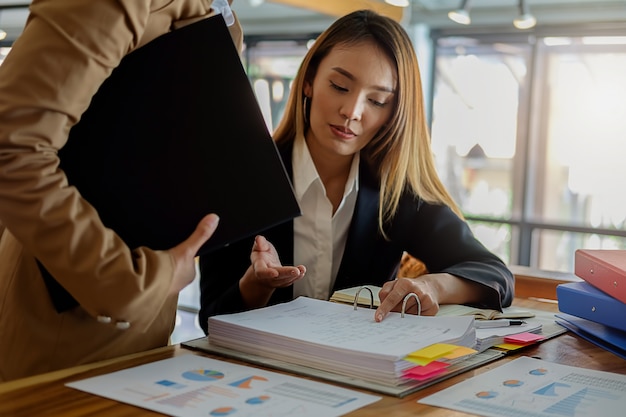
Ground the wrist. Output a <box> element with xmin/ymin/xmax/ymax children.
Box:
<box><xmin>239</xmin><ymin>265</ymin><xmax>274</xmax><ymax>308</ymax></box>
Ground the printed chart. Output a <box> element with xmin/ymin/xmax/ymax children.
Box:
<box><xmin>66</xmin><ymin>355</ymin><xmax>380</xmax><ymax>417</ymax></box>
<box><xmin>419</xmin><ymin>356</ymin><xmax>626</xmax><ymax>416</ymax></box>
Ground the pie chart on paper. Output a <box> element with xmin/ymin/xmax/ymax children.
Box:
<box><xmin>182</xmin><ymin>369</ymin><xmax>225</xmax><ymax>381</ymax></box>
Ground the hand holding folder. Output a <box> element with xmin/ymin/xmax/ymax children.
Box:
<box><xmin>43</xmin><ymin>15</ymin><xmax>301</xmax><ymax>311</ymax></box>
<box><xmin>59</xmin><ymin>15</ymin><xmax>300</xmax><ymax>256</ymax></box>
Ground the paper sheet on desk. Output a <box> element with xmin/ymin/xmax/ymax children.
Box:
<box><xmin>419</xmin><ymin>356</ymin><xmax>626</xmax><ymax>417</ymax></box>
<box><xmin>66</xmin><ymin>355</ymin><xmax>380</xmax><ymax>417</ymax></box>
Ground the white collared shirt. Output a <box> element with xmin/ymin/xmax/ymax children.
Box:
<box><xmin>292</xmin><ymin>135</ymin><xmax>360</xmax><ymax>300</ymax></box>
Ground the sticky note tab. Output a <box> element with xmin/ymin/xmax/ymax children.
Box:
<box><xmin>404</xmin><ymin>361</ymin><xmax>450</xmax><ymax>381</ymax></box>
<box><xmin>406</xmin><ymin>344</ymin><xmax>477</xmax><ymax>365</ymax></box>
<box><xmin>495</xmin><ymin>343</ymin><xmax>528</xmax><ymax>350</ymax></box>
<box><xmin>407</xmin><ymin>343</ymin><xmax>459</xmax><ymax>359</ymax></box>
<box><xmin>504</xmin><ymin>332</ymin><xmax>544</xmax><ymax>344</ymax></box>
<box><xmin>443</xmin><ymin>346</ymin><xmax>477</xmax><ymax>360</ymax></box>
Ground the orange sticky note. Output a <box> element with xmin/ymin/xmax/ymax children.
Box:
<box><xmin>443</xmin><ymin>346</ymin><xmax>477</xmax><ymax>360</ymax></box>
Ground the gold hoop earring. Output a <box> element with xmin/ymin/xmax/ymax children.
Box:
<box><xmin>303</xmin><ymin>96</ymin><xmax>311</xmax><ymax>125</ymax></box>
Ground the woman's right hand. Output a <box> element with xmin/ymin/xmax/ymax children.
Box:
<box><xmin>250</xmin><ymin>235</ymin><xmax>306</xmax><ymax>288</ymax></box>
<box><xmin>239</xmin><ymin>235</ymin><xmax>306</xmax><ymax>308</ymax></box>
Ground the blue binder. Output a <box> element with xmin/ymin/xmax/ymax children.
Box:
<box><xmin>555</xmin><ymin>312</ymin><xmax>626</xmax><ymax>360</ymax></box>
<box><xmin>557</xmin><ymin>281</ymin><xmax>626</xmax><ymax>332</ymax></box>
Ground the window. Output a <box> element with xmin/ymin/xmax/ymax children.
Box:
<box><xmin>244</xmin><ymin>36</ymin><xmax>316</xmax><ymax>131</ymax></box>
<box><xmin>431</xmin><ymin>32</ymin><xmax>626</xmax><ymax>272</ymax></box>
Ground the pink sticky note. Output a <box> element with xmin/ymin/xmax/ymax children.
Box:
<box><xmin>404</xmin><ymin>361</ymin><xmax>449</xmax><ymax>381</ymax></box>
<box><xmin>504</xmin><ymin>332</ymin><xmax>544</xmax><ymax>344</ymax></box>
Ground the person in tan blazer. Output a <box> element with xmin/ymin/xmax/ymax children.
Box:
<box><xmin>0</xmin><ymin>0</ymin><xmax>244</xmax><ymax>382</ymax></box>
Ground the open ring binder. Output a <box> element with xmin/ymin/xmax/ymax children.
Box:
<box><xmin>351</xmin><ymin>286</ymin><xmax>421</xmax><ymax>317</ymax></box>
<box><xmin>401</xmin><ymin>292</ymin><xmax>421</xmax><ymax>317</ymax></box>
<box><xmin>353</xmin><ymin>286</ymin><xmax>375</xmax><ymax>310</ymax></box>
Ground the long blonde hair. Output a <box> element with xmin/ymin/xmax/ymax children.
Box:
<box><xmin>273</xmin><ymin>10</ymin><xmax>462</xmax><ymax>233</ymax></box>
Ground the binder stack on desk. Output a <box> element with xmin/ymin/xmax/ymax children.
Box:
<box><xmin>556</xmin><ymin>249</ymin><xmax>626</xmax><ymax>359</ymax></box>
<box><xmin>184</xmin><ymin>293</ymin><xmax>566</xmax><ymax>397</ymax></box>
<box><xmin>206</xmin><ymin>297</ymin><xmax>476</xmax><ymax>386</ymax></box>
<box><xmin>183</xmin><ymin>296</ymin><xmax>510</xmax><ymax>397</ymax></box>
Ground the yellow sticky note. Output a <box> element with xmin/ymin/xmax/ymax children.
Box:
<box><xmin>405</xmin><ymin>356</ymin><xmax>431</xmax><ymax>366</ymax></box>
<box><xmin>495</xmin><ymin>343</ymin><xmax>527</xmax><ymax>350</ymax></box>
<box><xmin>407</xmin><ymin>343</ymin><xmax>459</xmax><ymax>360</ymax></box>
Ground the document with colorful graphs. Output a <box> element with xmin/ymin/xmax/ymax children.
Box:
<box><xmin>66</xmin><ymin>355</ymin><xmax>380</xmax><ymax>417</ymax></box>
<box><xmin>419</xmin><ymin>356</ymin><xmax>626</xmax><ymax>416</ymax></box>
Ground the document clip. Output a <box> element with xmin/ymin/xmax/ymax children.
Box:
<box><xmin>212</xmin><ymin>0</ymin><xmax>235</xmax><ymax>26</ymax></box>
<box><xmin>353</xmin><ymin>286</ymin><xmax>375</xmax><ymax>310</ymax></box>
<box><xmin>401</xmin><ymin>292</ymin><xmax>421</xmax><ymax>318</ymax></box>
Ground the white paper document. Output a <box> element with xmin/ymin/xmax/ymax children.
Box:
<box><xmin>66</xmin><ymin>355</ymin><xmax>380</xmax><ymax>417</ymax></box>
<box><xmin>419</xmin><ymin>356</ymin><xmax>626</xmax><ymax>416</ymax></box>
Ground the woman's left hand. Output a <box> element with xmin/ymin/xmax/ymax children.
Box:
<box><xmin>374</xmin><ymin>275</ymin><xmax>443</xmax><ymax>321</ymax></box>
<box><xmin>374</xmin><ymin>272</ymin><xmax>489</xmax><ymax>322</ymax></box>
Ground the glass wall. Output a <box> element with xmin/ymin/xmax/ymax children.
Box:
<box><xmin>431</xmin><ymin>38</ymin><xmax>532</xmax><ymax>264</ymax></box>
<box><xmin>431</xmin><ymin>32</ymin><xmax>626</xmax><ymax>272</ymax></box>
<box><xmin>244</xmin><ymin>36</ymin><xmax>316</xmax><ymax>132</ymax></box>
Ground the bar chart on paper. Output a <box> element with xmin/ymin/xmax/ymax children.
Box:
<box><xmin>66</xmin><ymin>355</ymin><xmax>380</xmax><ymax>417</ymax></box>
<box><xmin>419</xmin><ymin>356</ymin><xmax>626</xmax><ymax>417</ymax></box>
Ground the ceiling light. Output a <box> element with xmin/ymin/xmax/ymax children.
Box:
<box><xmin>248</xmin><ymin>0</ymin><xmax>264</xmax><ymax>7</ymax></box>
<box><xmin>513</xmin><ymin>0</ymin><xmax>537</xmax><ymax>29</ymax></box>
<box><xmin>385</xmin><ymin>0</ymin><xmax>410</xmax><ymax>6</ymax></box>
<box><xmin>448</xmin><ymin>0</ymin><xmax>472</xmax><ymax>25</ymax></box>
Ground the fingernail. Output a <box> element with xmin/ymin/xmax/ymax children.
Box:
<box><xmin>210</xmin><ymin>215</ymin><xmax>220</xmax><ymax>226</ymax></box>
<box><xmin>376</xmin><ymin>314</ymin><xmax>383</xmax><ymax>322</ymax></box>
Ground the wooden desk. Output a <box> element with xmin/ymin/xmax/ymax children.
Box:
<box><xmin>1</xmin><ymin>298</ymin><xmax>625</xmax><ymax>417</ymax></box>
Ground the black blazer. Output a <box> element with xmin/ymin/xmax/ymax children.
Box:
<box><xmin>198</xmin><ymin>141</ymin><xmax>514</xmax><ymax>334</ymax></box>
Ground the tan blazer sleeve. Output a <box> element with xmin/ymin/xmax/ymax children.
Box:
<box><xmin>0</xmin><ymin>0</ymin><xmax>238</xmax><ymax>331</ymax></box>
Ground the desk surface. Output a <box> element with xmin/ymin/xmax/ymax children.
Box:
<box><xmin>1</xmin><ymin>298</ymin><xmax>625</xmax><ymax>417</ymax></box>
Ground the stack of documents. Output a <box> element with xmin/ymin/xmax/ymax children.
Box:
<box><xmin>208</xmin><ymin>297</ymin><xmax>476</xmax><ymax>387</ymax></box>
<box><xmin>474</xmin><ymin>320</ymin><xmax>543</xmax><ymax>351</ymax></box>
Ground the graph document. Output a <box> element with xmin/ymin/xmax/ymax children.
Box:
<box><xmin>66</xmin><ymin>355</ymin><xmax>380</xmax><ymax>417</ymax></box>
<box><xmin>419</xmin><ymin>356</ymin><xmax>626</xmax><ymax>417</ymax></box>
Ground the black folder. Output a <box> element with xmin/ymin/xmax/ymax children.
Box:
<box><xmin>44</xmin><ymin>15</ymin><xmax>300</xmax><ymax>311</ymax></box>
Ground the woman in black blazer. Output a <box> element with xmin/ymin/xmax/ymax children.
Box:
<box><xmin>198</xmin><ymin>10</ymin><xmax>514</xmax><ymax>334</ymax></box>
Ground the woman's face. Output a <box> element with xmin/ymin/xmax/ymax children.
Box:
<box><xmin>304</xmin><ymin>40</ymin><xmax>397</xmax><ymax>163</ymax></box>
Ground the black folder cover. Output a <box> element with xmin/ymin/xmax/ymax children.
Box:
<box><xmin>45</xmin><ymin>15</ymin><xmax>300</xmax><ymax>311</ymax></box>
<box><xmin>60</xmin><ymin>14</ymin><xmax>300</xmax><ymax>254</ymax></box>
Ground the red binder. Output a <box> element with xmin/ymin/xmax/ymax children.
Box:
<box><xmin>574</xmin><ymin>249</ymin><xmax>626</xmax><ymax>304</ymax></box>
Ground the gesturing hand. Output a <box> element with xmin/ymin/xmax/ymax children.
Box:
<box><xmin>250</xmin><ymin>235</ymin><xmax>306</xmax><ymax>289</ymax></box>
